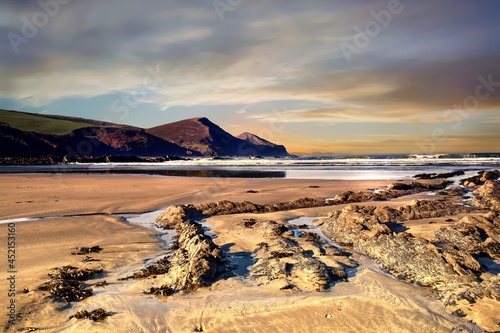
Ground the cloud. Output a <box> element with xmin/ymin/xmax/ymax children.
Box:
<box><xmin>0</xmin><ymin>0</ymin><xmax>499</xmax><ymax>148</ymax></box>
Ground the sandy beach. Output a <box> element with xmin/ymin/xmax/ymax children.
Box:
<box><xmin>0</xmin><ymin>174</ymin><xmax>496</xmax><ymax>332</ymax></box>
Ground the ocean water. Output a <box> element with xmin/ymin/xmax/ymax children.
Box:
<box><xmin>1</xmin><ymin>153</ymin><xmax>499</xmax><ymax>180</ymax></box>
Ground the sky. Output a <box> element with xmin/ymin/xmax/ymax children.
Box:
<box><xmin>1</xmin><ymin>0</ymin><xmax>499</xmax><ymax>155</ymax></box>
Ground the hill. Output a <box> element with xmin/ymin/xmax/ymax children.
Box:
<box><xmin>0</xmin><ymin>110</ymin><xmax>290</xmax><ymax>159</ymax></box>
<box><xmin>147</xmin><ymin>117</ymin><xmax>289</xmax><ymax>157</ymax></box>
<box><xmin>237</xmin><ymin>132</ymin><xmax>289</xmax><ymax>156</ymax></box>
<box><xmin>0</xmin><ymin>109</ymin><xmax>94</xmax><ymax>135</ymax></box>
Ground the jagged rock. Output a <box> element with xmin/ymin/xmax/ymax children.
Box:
<box><xmin>71</xmin><ymin>245</ymin><xmax>102</xmax><ymax>255</ymax></box>
<box><xmin>355</xmin><ymin>233</ymin><xmax>461</xmax><ymax>287</ymax></box>
<box><xmin>321</xmin><ymin>201</ymin><xmax>479</xmax><ymax>287</ymax></box>
<box><xmin>166</xmin><ymin>222</ymin><xmax>223</xmax><ymax>291</ymax></box>
<box><xmin>156</xmin><ymin>204</ymin><xmax>200</xmax><ymax>229</ymax></box>
<box><xmin>255</xmin><ymin>220</ymin><xmax>288</xmax><ymax>238</ymax></box>
<box><xmin>398</xmin><ymin>199</ymin><xmax>470</xmax><ymax>220</ymax></box>
<box><xmin>131</xmin><ymin>256</ymin><xmax>171</xmax><ymax>279</ymax></box>
<box><xmin>143</xmin><ymin>285</ymin><xmax>174</xmax><ymax>296</ymax></box>
<box><xmin>435</xmin><ymin>221</ymin><xmax>483</xmax><ymax>253</ymax></box>
<box><xmin>248</xmin><ymin>221</ymin><xmax>344</xmax><ymax>291</ymax></box>
<box><xmin>437</xmin><ymin>186</ymin><xmax>470</xmax><ymax>198</ymax></box>
<box><xmin>289</xmin><ymin>257</ymin><xmax>332</xmax><ymax>291</ymax></box>
<box><xmin>462</xmin><ymin>276</ymin><xmax>500</xmax><ymax>300</ymax></box>
<box><xmin>459</xmin><ymin>214</ymin><xmax>500</xmax><ymax>238</ymax></box>
<box><xmin>323</xmin><ymin>205</ymin><xmax>393</xmax><ymax>246</ymax></box>
<box><xmin>414</xmin><ymin>170</ymin><xmax>465</xmax><ymax>179</ymax></box>
<box><xmin>135</xmin><ymin>220</ymin><xmax>224</xmax><ymax>293</ymax></box>
<box><xmin>157</xmin><ymin>198</ymin><xmax>329</xmax><ymax>229</ymax></box>
<box><xmin>272</xmin><ymin>197</ymin><xmax>326</xmax><ymax>211</ymax></box>
<box><xmin>93</xmin><ymin>281</ymin><xmax>108</xmax><ymax>287</ymax></box>
<box><xmin>472</xmin><ymin>180</ymin><xmax>500</xmax><ymax>212</ymax></box>
<box><xmin>327</xmin><ymin>191</ymin><xmax>376</xmax><ymax>205</ymax></box>
<box><xmin>460</xmin><ymin>170</ymin><xmax>500</xmax><ymax>187</ymax></box>
<box><xmin>327</xmin><ymin>181</ymin><xmax>451</xmax><ymax>205</ymax></box>
<box><xmin>74</xmin><ymin>308</ymin><xmax>108</xmax><ymax>321</ymax></box>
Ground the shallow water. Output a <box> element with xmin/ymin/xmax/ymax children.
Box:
<box><xmin>121</xmin><ymin>209</ymin><xmax>175</xmax><ymax>246</ymax></box>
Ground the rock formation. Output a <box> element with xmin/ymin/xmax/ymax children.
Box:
<box><xmin>460</xmin><ymin>170</ymin><xmax>500</xmax><ymax>187</ymax></box>
<box><xmin>326</xmin><ymin>181</ymin><xmax>451</xmax><ymax>205</ymax></box>
<box><xmin>320</xmin><ymin>195</ymin><xmax>500</xmax><ymax>318</ymax></box>
<box><xmin>472</xmin><ymin>180</ymin><xmax>500</xmax><ymax>212</ymax></box>
<box><xmin>247</xmin><ymin>221</ymin><xmax>345</xmax><ymax>291</ymax></box>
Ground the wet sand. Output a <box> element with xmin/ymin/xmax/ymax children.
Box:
<box><xmin>0</xmin><ymin>174</ymin><xmax>489</xmax><ymax>332</ymax></box>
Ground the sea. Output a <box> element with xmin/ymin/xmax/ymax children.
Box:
<box><xmin>1</xmin><ymin>152</ymin><xmax>500</xmax><ymax>180</ymax></box>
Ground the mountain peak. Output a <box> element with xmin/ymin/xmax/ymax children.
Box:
<box><xmin>237</xmin><ymin>132</ymin><xmax>275</xmax><ymax>147</ymax></box>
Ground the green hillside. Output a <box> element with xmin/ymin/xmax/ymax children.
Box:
<box><xmin>0</xmin><ymin>109</ymin><xmax>91</xmax><ymax>135</ymax></box>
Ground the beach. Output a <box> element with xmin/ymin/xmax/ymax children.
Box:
<box><xmin>0</xmin><ymin>174</ymin><xmax>497</xmax><ymax>332</ymax></box>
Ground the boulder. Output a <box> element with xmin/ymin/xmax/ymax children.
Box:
<box><xmin>472</xmin><ymin>180</ymin><xmax>500</xmax><ymax>212</ymax></box>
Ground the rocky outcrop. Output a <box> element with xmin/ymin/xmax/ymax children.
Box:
<box><xmin>156</xmin><ymin>204</ymin><xmax>201</xmax><ymax>229</ymax></box>
<box><xmin>472</xmin><ymin>180</ymin><xmax>500</xmax><ymax>212</ymax></box>
<box><xmin>165</xmin><ymin>222</ymin><xmax>223</xmax><ymax>291</ymax></box>
<box><xmin>327</xmin><ymin>181</ymin><xmax>451</xmax><ymax>205</ymax></box>
<box><xmin>248</xmin><ymin>225</ymin><xmax>344</xmax><ymax>291</ymax></box>
<box><xmin>321</xmin><ymin>200</ymin><xmax>470</xmax><ymax>246</ymax></box>
<box><xmin>460</xmin><ymin>170</ymin><xmax>500</xmax><ymax>187</ymax></box>
<box><xmin>156</xmin><ymin>198</ymin><xmax>327</xmax><ymax>229</ymax></box>
<box><xmin>320</xmin><ymin>198</ymin><xmax>500</xmax><ymax>322</ymax></box>
<box><xmin>135</xmin><ymin>221</ymin><xmax>223</xmax><ymax>293</ymax></box>
<box><xmin>397</xmin><ymin>199</ymin><xmax>471</xmax><ymax>220</ymax></box>
<box><xmin>355</xmin><ymin>232</ymin><xmax>459</xmax><ymax>287</ymax></box>
<box><xmin>414</xmin><ymin>170</ymin><xmax>465</xmax><ymax>179</ymax></box>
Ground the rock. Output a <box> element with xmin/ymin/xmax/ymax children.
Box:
<box><xmin>156</xmin><ymin>204</ymin><xmax>200</xmax><ymax>229</ymax></box>
<box><xmin>249</xmin><ymin>221</ymin><xmax>345</xmax><ymax>291</ymax></box>
<box><xmin>74</xmin><ymin>308</ymin><xmax>108</xmax><ymax>321</ymax></box>
<box><xmin>131</xmin><ymin>256</ymin><xmax>171</xmax><ymax>279</ymax></box>
<box><xmin>481</xmin><ymin>170</ymin><xmax>500</xmax><ymax>182</ymax></box>
<box><xmin>472</xmin><ymin>180</ymin><xmax>500</xmax><ymax>212</ymax></box>
<box><xmin>459</xmin><ymin>214</ymin><xmax>500</xmax><ymax>238</ymax></box>
<box><xmin>414</xmin><ymin>170</ymin><xmax>465</xmax><ymax>179</ymax></box>
<box><xmin>437</xmin><ymin>187</ymin><xmax>470</xmax><ymax>198</ymax></box>
<box><xmin>451</xmin><ymin>309</ymin><xmax>467</xmax><ymax>318</ymax></box>
<box><xmin>71</xmin><ymin>245</ymin><xmax>102</xmax><ymax>255</ymax></box>
<box><xmin>322</xmin><ymin>205</ymin><xmax>392</xmax><ymax>246</ymax></box>
<box><xmin>321</xmin><ymin>201</ymin><xmax>478</xmax><ymax>288</ymax></box>
<box><xmin>164</xmin><ymin>222</ymin><xmax>223</xmax><ymax>291</ymax></box>
<box><xmin>157</xmin><ymin>198</ymin><xmax>329</xmax><ymax>229</ymax></box>
<box><xmin>255</xmin><ymin>220</ymin><xmax>288</xmax><ymax>238</ymax></box>
<box><xmin>327</xmin><ymin>181</ymin><xmax>451</xmax><ymax>205</ymax></box>
<box><xmin>355</xmin><ymin>233</ymin><xmax>460</xmax><ymax>287</ymax></box>
<box><xmin>143</xmin><ymin>285</ymin><xmax>174</xmax><ymax>296</ymax></box>
<box><xmin>460</xmin><ymin>170</ymin><xmax>500</xmax><ymax>187</ymax></box>
<box><xmin>93</xmin><ymin>281</ymin><xmax>108</xmax><ymax>287</ymax></box>
<box><xmin>435</xmin><ymin>221</ymin><xmax>483</xmax><ymax>253</ymax></box>
<box><xmin>137</xmin><ymin>219</ymin><xmax>223</xmax><ymax>293</ymax></box>
<box><xmin>398</xmin><ymin>199</ymin><xmax>470</xmax><ymax>220</ymax></box>
<box><xmin>289</xmin><ymin>257</ymin><xmax>332</xmax><ymax>291</ymax></box>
